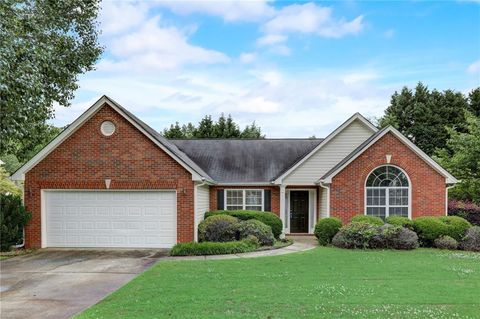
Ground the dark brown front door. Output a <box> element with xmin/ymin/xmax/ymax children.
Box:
<box><xmin>290</xmin><ymin>191</ymin><xmax>309</xmax><ymax>233</ymax></box>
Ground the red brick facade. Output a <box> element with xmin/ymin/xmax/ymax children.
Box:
<box><xmin>209</xmin><ymin>186</ymin><xmax>281</xmax><ymax>216</ymax></box>
<box><xmin>329</xmin><ymin>132</ymin><xmax>447</xmax><ymax>224</ymax></box>
<box><xmin>24</xmin><ymin>103</ymin><xmax>195</xmax><ymax>248</ymax></box>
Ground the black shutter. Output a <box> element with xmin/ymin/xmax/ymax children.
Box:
<box><xmin>264</xmin><ymin>189</ymin><xmax>271</xmax><ymax>212</ymax></box>
<box><xmin>217</xmin><ymin>189</ymin><xmax>224</xmax><ymax>210</ymax></box>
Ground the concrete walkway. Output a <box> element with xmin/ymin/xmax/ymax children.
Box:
<box><xmin>165</xmin><ymin>235</ymin><xmax>318</xmax><ymax>261</ymax></box>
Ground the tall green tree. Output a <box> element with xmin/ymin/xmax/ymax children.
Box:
<box><xmin>163</xmin><ymin>114</ymin><xmax>263</xmax><ymax>138</ymax></box>
<box><xmin>378</xmin><ymin>83</ymin><xmax>473</xmax><ymax>155</ymax></box>
<box><xmin>0</xmin><ymin>0</ymin><xmax>103</xmax><ymax>155</ymax></box>
<box><xmin>468</xmin><ymin>87</ymin><xmax>480</xmax><ymax>117</ymax></box>
<box><xmin>434</xmin><ymin>112</ymin><xmax>480</xmax><ymax>203</ymax></box>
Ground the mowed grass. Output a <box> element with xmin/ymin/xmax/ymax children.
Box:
<box><xmin>78</xmin><ymin>247</ymin><xmax>480</xmax><ymax>319</ymax></box>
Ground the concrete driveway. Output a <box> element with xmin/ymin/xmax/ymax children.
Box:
<box><xmin>0</xmin><ymin>249</ymin><xmax>167</xmax><ymax>319</ymax></box>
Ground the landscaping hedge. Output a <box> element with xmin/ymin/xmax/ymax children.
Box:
<box><xmin>236</xmin><ymin>219</ymin><xmax>274</xmax><ymax>246</ymax></box>
<box><xmin>314</xmin><ymin>218</ymin><xmax>342</xmax><ymax>246</ymax></box>
<box><xmin>385</xmin><ymin>216</ymin><xmax>414</xmax><ymax>230</ymax></box>
<box><xmin>350</xmin><ymin>215</ymin><xmax>384</xmax><ymax>226</ymax></box>
<box><xmin>332</xmin><ymin>222</ymin><xmax>418</xmax><ymax>250</ymax></box>
<box><xmin>169</xmin><ymin>238</ymin><xmax>258</xmax><ymax>256</ymax></box>
<box><xmin>413</xmin><ymin>216</ymin><xmax>471</xmax><ymax>246</ymax></box>
<box><xmin>434</xmin><ymin>235</ymin><xmax>458</xmax><ymax>250</ymax></box>
<box><xmin>205</xmin><ymin>210</ymin><xmax>282</xmax><ymax>238</ymax></box>
<box><xmin>197</xmin><ymin>215</ymin><xmax>239</xmax><ymax>242</ymax></box>
<box><xmin>461</xmin><ymin>226</ymin><xmax>480</xmax><ymax>252</ymax></box>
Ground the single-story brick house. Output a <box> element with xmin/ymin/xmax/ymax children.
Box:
<box><xmin>12</xmin><ymin>96</ymin><xmax>458</xmax><ymax>248</ymax></box>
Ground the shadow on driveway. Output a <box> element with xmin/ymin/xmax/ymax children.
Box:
<box><xmin>0</xmin><ymin>249</ymin><xmax>168</xmax><ymax>319</ymax></box>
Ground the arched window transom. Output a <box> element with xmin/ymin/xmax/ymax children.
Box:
<box><xmin>365</xmin><ymin>165</ymin><xmax>410</xmax><ymax>219</ymax></box>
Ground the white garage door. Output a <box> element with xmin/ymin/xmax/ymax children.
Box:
<box><xmin>44</xmin><ymin>190</ymin><xmax>176</xmax><ymax>248</ymax></box>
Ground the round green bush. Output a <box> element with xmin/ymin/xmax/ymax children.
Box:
<box><xmin>350</xmin><ymin>215</ymin><xmax>384</xmax><ymax>226</ymax></box>
<box><xmin>413</xmin><ymin>217</ymin><xmax>447</xmax><ymax>246</ymax></box>
<box><xmin>385</xmin><ymin>216</ymin><xmax>414</xmax><ymax>230</ymax></box>
<box><xmin>438</xmin><ymin>216</ymin><xmax>471</xmax><ymax>241</ymax></box>
<box><xmin>198</xmin><ymin>215</ymin><xmax>239</xmax><ymax>242</ymax></box>
<box><xmin>236</xmin><ymin>219</ymin><xmax>274</xmax><ymax>246</ymax></box>
<box><xmin>314</xmin><ymin>218</ymin><xmax>342</xmax><ymax>246</ymax></box>
<box><xmin>434</xmin><ymin>235</ymin><xmax>458</xmax><ymax>250</ymax></box>
<box><xmin>205</xmin><ymin>210</ymin><xmax>282</xmax><ymax>239</ymax></box>
<box><xmin>413</xmin><ymin>216</ymin><xmax>471</xmax><ymax>246</ymax></box>
<box><xmin>461</xmin><ymin>226</ymin><xmax>480</xmax><ymax>252</ymax></box>
<box><xmin>332</xmin><ymin>222</ymin><xmax>378</xmax><ymax>249</ymax></box>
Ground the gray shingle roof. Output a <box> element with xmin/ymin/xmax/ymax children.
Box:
<box><xmin>169</xmin><ymin>139</ymin><xmax>324</xmax><ymax>183</ymax></box>
<box><xmin>320</xmin><ymin>127</ymin><xmax>388</xmax><ymax>181</ymax></box>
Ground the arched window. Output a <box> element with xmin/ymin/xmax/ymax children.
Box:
<box><xmin>365</xmin><ymin>165</ymin><xmax>410</xmax><ymax>219</ymax></box>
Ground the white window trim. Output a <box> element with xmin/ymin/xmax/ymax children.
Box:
<box><xmin>364</xmin><ymin>165</ymin><xmax>412</xmax><ymax>219</ymax></box>
<box><xmin>224</xmin><ymin>189</ymin><xmax>264</xmax><ymax>211</ymax></box>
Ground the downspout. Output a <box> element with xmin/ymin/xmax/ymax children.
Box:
<box><xmin>13</xmin><ymin>181</ymin><xmax>26</xmax><ymax>248</ymax></box>
<box><xmin>445</xmin><ymin>184</ymin><xmax>456</xmax><ymax>216</ymax></box>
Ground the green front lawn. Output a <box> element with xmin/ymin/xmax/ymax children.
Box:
<box><xmin>78</xmin><ymin>247</ymin><xmax>480</xmax><ymax>319</ymax></box>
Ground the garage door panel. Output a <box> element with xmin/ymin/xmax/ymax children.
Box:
<box><xmin>44</xmin><ymin>190</ymin><xmax>176</xmax><ymax>248</ymax></box>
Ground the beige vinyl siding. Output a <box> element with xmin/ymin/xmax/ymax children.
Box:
<box><xmin>195</xmin><ymin>184</ymin><xmax>210</xmax><ymax>241</ymax></box>
<box><xmin>319</xmin><ymin>187</ymin><xmax>328</xmax><ymax>218</ymax></box>
<box><xmin>284</xmin><ymin>120</ymin><xmax>374</xmax><ymax>185</ymax></box>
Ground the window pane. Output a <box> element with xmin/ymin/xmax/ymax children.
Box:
<box><xmin>245</xmin><ymin>206</ymin><xmax>262</xmax><ymax>211</ymax></box>
<box><xmin>366</xmin><ymin>207</ymin><xmax>386</xmax><ymax>219</ymax></box>
<box><xmin>389</xmin><ymin>207</ymin><xmax>408</xmax><ymax>217</ymax></box>
<box><xmin>226</xmin><ymin>190</ymin><xmax>243</xmax><ymax>206</ymax></box>
<box><xmin>389</xmin><ymin>188</ymin><xmax>408</xmax><ymax>206</ymax></box>
<box><xmin>226</xmin><ymin>205</ymin><xmax>243</xmax><ymax>210</ymax></box>
<box><xmin>245</xmin><ymin>190</ymin><xmax>262</xmax><ymax>205</ymax></box>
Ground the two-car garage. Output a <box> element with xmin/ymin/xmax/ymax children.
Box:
<box><xmin>43</xmin><ymin>190</ymin><xmax>177</xmax><ymax>248</ymax></box>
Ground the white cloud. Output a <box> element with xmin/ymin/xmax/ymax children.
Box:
<box><xmin>262</xmin><ymin>3</ymin><xmax>364</xmax><ymax>38</ymax></box>
<box><xmin>53</xmin><ymin>66</ymin><xmax>390</xmax><ymax>138</ymax></box>
<box><xmin>99</xmin><ymin>1</ymin><xmax>150</xmax><ymax>35</ymax></box>
<box><xmin>256</xmin><ymin>34</ymin><xmax>288</xmax><ymax>46</ymax></box>
<box><xmin>101</xmin><ymin>17</ymin><xmax>229</xmax><ymax>71</ymax></box>
<box><xmin>157</xmin><ymin>0</ymin><xmax>275</xmax><ymax>22</ymax></box>
<box><xmin>342</xmin><ymin>71</ymin><xmax>379</xmax><ymax>84</ymax></box>
<box><xmin>467</xmin><ymin>59</ymin><xmax>480</xmax><ymax>74</ymax></box>
<box><xmin>239</xmin><ymin>52</ymin><xmax>257</xmax><ymax>64</ymax></box>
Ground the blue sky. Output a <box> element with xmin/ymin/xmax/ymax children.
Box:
<box><xmin>52</xmin><ymin>0</ymin><xmax>480</xmax><ymax>137</ymax></box>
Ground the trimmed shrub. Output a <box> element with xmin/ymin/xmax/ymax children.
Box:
<box><xmin>236</xmin><ymin>219</ymin><xmax>275</xmax><ymax>246</ymax></box>
<box><xmin>198</xmin><ymin>215</ymin><xmax>239</xmax><ymax>242</ymax></box>
<box><xmin>370</xmin><ymin>224</ymin><xmax>418</xmax><ymax>250</ymax></box>
<box><xmin>413</xmin><ymin>216</ymin><xmax>471</xmax><ymax>246</ymax></box>
<box><xmin>434</xmin><ymin>235</ymin><xmax>458</xmax><ymax>250</ymax></box>
<box><xmin>461</xmin><ymin>226</ymin><xmax>480</xmax><ymax>252</ymax></box>
<box><xmin>0</xmin><ymin>194</ymin><xmax>31</xmax><ymax>252</ymax></box>
<box><xmin>314</xmin><ymin>218</ymin><xmax>342</xmax><ymax>246</ymax></box>
<box><xmin>448</xmin><ymin>200</ymin><xmax>480</xmax><ymax>226</ymax></box>
<box><xmin>438</xmin><ymin>216</ymin><xmax>471</xmax><ymax>241</ymax></box>
<box><xmin>385</xmin><ymin>216</ymin><xmax>414</xmax><ymax>230</ymax></box>
<box><xmin>350</xmin><ymin>215</ymin><xmax>384</xmax><ymax>226</ymax></box>
<box><xmin>205</xmin><ymin>210</ymin><xmax>282</xmax><ymax>239</ymax></box>
<box><xmin>332</xmin><ymin>222</ymin><xmax>378</xmax><ymax>249</ymax></box>
<box><xmin>413</xmin><ymin>217</ymin><xmax>447</xmax><ymax>246</ymax></box>
<box><xmin>169</xmin><ymin>239</ymin><xmax>258</xmax><ymax>256</ymax></box>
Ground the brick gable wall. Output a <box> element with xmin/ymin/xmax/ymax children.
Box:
<box><xmin>24</xmin><ymin>103</ymin><xmax>195</xmax><ymax>248</ymax></box>
<box><xmin>330</xmin><ymin>132</ymin><xmax>447</xmax><ymax>224</ymax></box>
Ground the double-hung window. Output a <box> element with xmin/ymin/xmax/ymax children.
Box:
<box><xmin>225</xmin><ymin>189</ymin><xmax>263</xmax><ymax>211</ymax></box>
